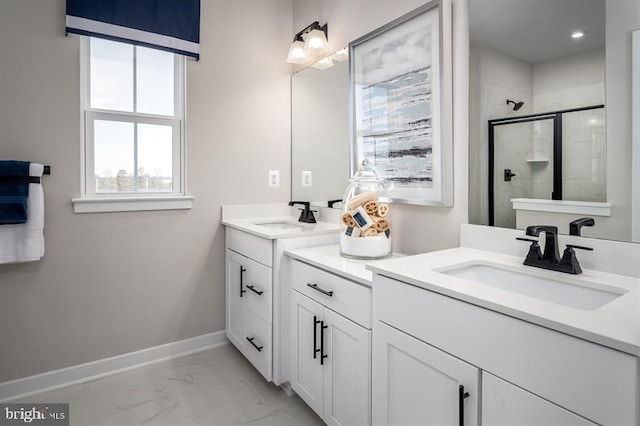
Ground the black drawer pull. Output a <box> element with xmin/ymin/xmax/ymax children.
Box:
<box><xmin>246</xmin><ymin>337</ymin><xmax>263</xmax><ymax>352</ymax></box>
<box><xmin>459</xmin><ymin>385</ymin><xmax>470</xmax><ymax>426</ymax></box>
<box><xmin>307</xmin><ymin>283</ymin><xmax>333</xmax><ymax>297</ymax></box>
<box><xmin>320</xmin><ymin>320</ymin><xmax>328</xmax><ymax>365</ymax></box>
<box><xmin>239</xmin><ymin>266</ymin><xmax>247</xmax><ymax>297</ymax></box>
<box><xmin>246</xmin><ymin>285</ymin><xmax>264</xmax><ymax>295</ymax></box>
<box><xmin>313</xmin><ymin>316</ymin><xmax>321</xmax><ymax>359</ymax></box>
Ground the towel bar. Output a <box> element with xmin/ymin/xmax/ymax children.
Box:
<box><xmin>0</xmin><ymin>165</ymin><xmax>50</xmax><ymax>184</ymax></box>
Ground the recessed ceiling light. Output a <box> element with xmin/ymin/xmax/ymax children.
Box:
<box><xmin>571</xmin><ymin>30</ymin><xmax>586</xmax><ymax>39</ymax></box>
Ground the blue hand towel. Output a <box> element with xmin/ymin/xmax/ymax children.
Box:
<box><xmin>0</xmin><ymin>160</ymin><xmax>31</xmax><ymax>224</ymax></box>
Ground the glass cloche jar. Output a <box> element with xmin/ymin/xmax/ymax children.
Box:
<box><xmin>340</xmin><ymin>160</ymin><xmax>391</xmax><ymax>259</ymax></box>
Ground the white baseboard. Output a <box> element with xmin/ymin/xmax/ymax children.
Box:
<box><xmin>0</xmin><ymin>331</ymin><xmax>228</xmax><ymax>402</ymax></box>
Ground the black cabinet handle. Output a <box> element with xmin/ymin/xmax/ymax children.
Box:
<box><xmin>246</xmin><ymin>337</ymin><xmax>263</xmax><ymax>352</ymax></box>
<box><xmin>459</xmin><ymin>385</ymin><xmax>470</xmax><ymax>426</ymax></box>
<box><xmin>246</xmin><ymin>285</ymin><xmax>264</xmax><ymax>295</ymax></box>
<box><xmin>239</xmin><ymin>266</ymin><xmax>247</xmax><ymax>297</ymax></box>
<box><xmin>320</xmin><ymin>320</ymin><xmax>328</xmax><ymax>365</ymax></box>
<box><xmin>307</xmin><ymin>283</ymin><xmax>333</xmax><ymax>297</ymax></box>
<box><xmin>313</xmin><ymin>316</ymin><xmax>321</xmax><ymax>359</ymax></box>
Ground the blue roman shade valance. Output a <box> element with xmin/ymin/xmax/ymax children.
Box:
<box><xmin>66</xmin><ymin>0</ymin><xmax>201</xmax><ymax>59</ymax></box>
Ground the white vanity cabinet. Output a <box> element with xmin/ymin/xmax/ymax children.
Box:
<box><xmin>225</xmin><ymin>230</ymin><xmax>274</xmax><ymax>380</ymax></box>
<box><xmin>224</xmin><ymin>221</ymin><xmax>339</xmax><ymax>386</ymax></box>
<box><xmin>290</xmin><ymin>259</ymin><xmax>372</xmax><ymax>426</ymax></box>
<box><xmin>372</xmin><ymin>273</ymin><xmax>639</xmax><ymax>426</ymax></box>
<box><xmin>482</xmin><ymin>372</ymin><xmax>596</xmax><ymax>425</ymax></box>
<box><xmin>373</xmin><ymin>321</ymin><xmax>479</xmax><ymax>425</ymax></box>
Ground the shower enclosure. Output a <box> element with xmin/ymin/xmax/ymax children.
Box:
<box><xmin>489</xmin><ymin>104</ymin><xmax>605</xmax><ymax>228</ymax></box>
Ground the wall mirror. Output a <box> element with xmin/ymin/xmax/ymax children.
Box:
<box><xmin>291</xmin><ymin>57</ymin><xmax>350</xmax><ymax>207</ymax></box>
<box><xmin>291</xmin><ymin>0</ymin><xmax>638</xmax><ymax>242</ymax></box>
<box><xmin>469</xmin><ymin>0</ymin><xmax>638</xmax><ymax>243</ymax></box>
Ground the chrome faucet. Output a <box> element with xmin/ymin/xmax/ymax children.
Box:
<box><xmin>517</xmin><ymin>225</ymin><xmax>592</xmax><ymax>274</ymax></box>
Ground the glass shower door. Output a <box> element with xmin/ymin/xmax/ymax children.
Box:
<box><xmin>491</xmin><ymin>117</ymin><xmax>554</xmax><ymax>228</ymax></box>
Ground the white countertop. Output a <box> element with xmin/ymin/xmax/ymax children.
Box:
<box><xmin>222</xmin><ymin>216</ymin><xmax>340</xmax><ymax>240</ymax></box>
<box><xmin>285</xmin><ymin>244</ymin><xmax>403</xmax><ymax>287</ymax></box>
<box><xmin>368</xmin><ymin>247</ymin><xmax>640</xmax><ymax>356</ymax></box>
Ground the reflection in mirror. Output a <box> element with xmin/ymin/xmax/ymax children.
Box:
<box><xmin>466</xmin><ymin>0</ymin><xmax>638</xmax><ymax>240</ymax></box>
<box><xmin>291</xmin><ymin>58</ymin><xmax>350</xmax><ymax>207</ymax></box>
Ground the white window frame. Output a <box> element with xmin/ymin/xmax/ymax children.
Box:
<box><xmin>72</xmin><ymin>37</ymin><xmax>192</xmax><ymax>213</ymax></box>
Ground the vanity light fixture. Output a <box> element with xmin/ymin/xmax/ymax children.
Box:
<box><xmin>331</xmin><ymin>47</ymin><xmax>349</xmax><ymax>62</ymax></box>
<box><xmin>312</xmin><ymin>56</ymin><xmax>334</xmax><ymax>70</ymax></box>
<box><xmin>286</xmin><ymin>21</ymin><xmax>329</xmax><ymax>64</ymax></box>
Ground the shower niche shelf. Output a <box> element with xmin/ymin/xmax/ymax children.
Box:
<box><xmin>525</xmin><ymin>158</ymin><xmax>549</xmax><ymax>163</ymax></box>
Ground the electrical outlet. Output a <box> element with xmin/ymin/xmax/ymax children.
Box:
<box><xmin>302</xmin><ymin>171</ymin><xmax>312</xmax><ymax>187</ymax></box>
<box><xmin>268</xmin><ymin>170</ymin><xmax>280</xmax><ymax>187</ymax></box>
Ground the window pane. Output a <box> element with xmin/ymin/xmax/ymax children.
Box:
<box><xmin>94</xmin><ymin>120</ymin><xmax>134</xmax><ymax>193</ymax></box>
<box><xmin>136</xmin><ymin>46</ymin><xmax>175</xmax><ymax>116</ymax></box>
<box><xmin>90</xmin><ymin>39</ymin><xmax>134</xmax><ymax>112</ymax></box>
<box><xmin>137</xmin><ymin>124</ymin><xmax>173</xmax><ymax>192</ymax></box>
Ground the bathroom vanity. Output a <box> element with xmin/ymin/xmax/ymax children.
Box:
<box><xmin>222</xmin><ymin>205</ymin><xmax>339</xmax><ymax>386</ymax></box>
<box><xmin>368</xmin><ymin>225</ymin><xmax>640</xmax><ymax>425</ymax></box>
<box><xmin>282</xmin><ymin>224</ymin><xmax>639</xmax><ymax>425</ymax></box>
<box><xmin>284</xmin><ymin>245</ymin><xmax>401</xmax><ymax>426</ymax></box>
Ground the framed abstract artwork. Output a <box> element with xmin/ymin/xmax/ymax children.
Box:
<box><xmin>350</xmin><ymin>0</ymin><xmax>453</xmax><ymax>206</ymax></box>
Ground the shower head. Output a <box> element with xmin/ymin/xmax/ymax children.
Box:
<box><xmin>506</xmin><ymin>99</ymin><xmax>524</xmax><ymax>111</ymax></box>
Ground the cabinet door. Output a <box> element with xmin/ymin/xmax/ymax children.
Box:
<box><xmin>373</xmin><ymin>321</ymin><xmax>479</xmax><ymax>426</ymax></box>
<box><xmin>323</xmin><ymin>308</ymin><xmax>371</xmax><ymax>426</ymax></box>
<box><xmin>226</xmin><ymin>249</ymin><xmax>247</xmax><ymax>350</ymax></box>
<box><xmin>291</xmin><ymin>291</ymin><xmax>324</xmax><ymax>418</ymax></box>
<box><xmin>483</xmin><ymin>372</ymin><xmax>597</xmax><ymax>425</ymax></box>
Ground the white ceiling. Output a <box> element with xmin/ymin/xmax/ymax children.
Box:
<box><xmin>470</xmin><ymin>0</ymin><xmax>605</xmax><ymax>64</ymax></box>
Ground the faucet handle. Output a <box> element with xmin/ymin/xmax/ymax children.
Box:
<box><xmin>516</xmin><ymin>237</ymin><xmax>538</xmax><ymax>243</ymax></box>
<box><xmin>566</xmin><ymin>244</ymin><xmax>593</xmax><ymax>251</ymax></box>
<box><xmin>559</xmin><ymin>244</ymin><xmax>592</xmax><ymax>274</ymax></box>
<box><xmin>516</xmin><ymin>237</ymin><xmax>543</xmax><ymax>263</ymax></box>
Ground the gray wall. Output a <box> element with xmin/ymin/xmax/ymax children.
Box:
<box><xmin>0</xmin><ymin>0</ymin><xmax>293</xmax><ymax>382</ymax></box>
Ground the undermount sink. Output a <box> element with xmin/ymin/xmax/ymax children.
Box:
<box><xmin>254</xmin><ymin>220</ymin><xmax>305</xmax><ymax>230</ymax></box>
<box><xmin>437</xmin><ymin>262</ymin><xmax>627</xmax><ymax>310</ymax></box>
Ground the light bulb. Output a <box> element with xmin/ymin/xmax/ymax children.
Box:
<box><xmin>312</xmin><ymin>57</ymin><xmax>334</xmax><ymax>70</ymax></box>
<box><xmin>304</xmin><ymin>28</ymin><xmax>328</xmax><ymax>54</ymax></box>
<box><xmin>286</xmin><ymin>40</ymin><xmax>309</xmax><ymax>64</ymax></box>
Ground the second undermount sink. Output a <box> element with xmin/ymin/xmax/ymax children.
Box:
<box><xmin>437</xmin><ymin>261</ymin><xmax>627</xmax><ymax>310</ymax></box>
<box><xmin>254</xmin><ymin>220</ymin><xmax>306</xmax><ymax>230</ymax></box>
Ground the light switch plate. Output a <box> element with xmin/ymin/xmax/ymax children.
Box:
<box><xmin>302</xmin><ymin>171</ymin><xmax>312</xmax><ymax>187</ymax></box>
<box><xmin>268</xmin><ymin>170</ymin><xmax>280</xmax><ymax>187</ymax></box>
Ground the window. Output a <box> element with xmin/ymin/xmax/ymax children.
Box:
<box><xmin>73</xmin><ymin>37</ymin><xmax>192</xmax><ymax>213</ymax></box>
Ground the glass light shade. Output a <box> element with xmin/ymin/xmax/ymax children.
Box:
<box><xmin>311</xmin><ymin>57</ymin><xmax>334</xmax><ymax>70</ymax></box>
<box><xmin>332</xmin><ymin>47</ymin><xmax>348</xmax><ymax>62</ymax></box>
<box><xmin>304</xmin><ymin>28</ymin><xmax>329</xmax><ymax>54</ymax></box>
<box><xmin>286</xmin><ymin>40</ymin><xmax>310</xmax><ymax>64</ymax></box>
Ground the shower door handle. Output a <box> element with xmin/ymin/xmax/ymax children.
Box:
<box><xmin>504</xmin><ymin>169</ymin><xmax>517</xmax><ymax>182</ymax></box>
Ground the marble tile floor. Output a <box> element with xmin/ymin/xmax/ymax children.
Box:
<box><xmin>19</xmin><ymin>344</ymin><xmax>324</xmax><ymax>426</ymax></box>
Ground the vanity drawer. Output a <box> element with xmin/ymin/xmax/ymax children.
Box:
<box><xmin>245</xmin><ymin>310</ymin><xmax>272</xmax><ymax>382</ymax></box>
<box><xmin>226</xmin><ymin>227</ymin><xmax>273</xmax><ymax>267</ymax></box>
<box><xmin>226</xmin><ymin>249</ymin><xmax>272</xmax><ymax>323</ymax></box>
<box><xmin>374</xmin><ymin>274</ymin><xmax>638</xmax><ymax>425</ymax></box>
<box><xmin>292</xmin><ymin>260</ymin><xmax>371</xmax><ymax>328</ymax></box>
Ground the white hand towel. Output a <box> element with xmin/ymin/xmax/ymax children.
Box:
<box><xmin>0</xmin><ymin>163</ymin><xmax>45</xmax><ymax>263</ymax></box>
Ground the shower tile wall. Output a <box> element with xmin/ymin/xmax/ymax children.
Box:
<box><xmin>562</xmin><ymin>108</ymin><xmax>606</xmax><ymax>202</ymax></box>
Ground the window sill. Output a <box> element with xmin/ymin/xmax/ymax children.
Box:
<box><xmin>71</xmin><ymin>195</ymin><xmax>194</xmax><ymax>213</ymax></box>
